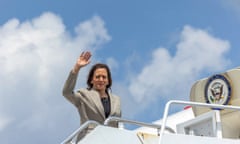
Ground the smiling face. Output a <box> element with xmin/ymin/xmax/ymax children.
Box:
<box><xmin>91</xmin><ymin>68</ymin><xmax>109</xmax><ymax>93</ymax></box>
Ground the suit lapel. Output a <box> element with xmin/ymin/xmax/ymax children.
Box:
<box><xmin>109</xmin><ymin>94</ymin><xmax>115</xmax><ymax>116</ymax></box>
<box><xmin>88</xmin><ymin>90</ymin><xmax>105</xmax><ymax>119</ymax></box>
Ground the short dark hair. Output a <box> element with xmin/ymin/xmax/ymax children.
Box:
<box><xmin>87</xmin><ymin>63</ymin><xmax>112</xmax><ymax>91</ymax></box>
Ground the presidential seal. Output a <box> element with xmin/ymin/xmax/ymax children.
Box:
<box><xmin>204</xmin><ymin>74</ymin><xmax>231</xmax><ymax>106</ymax></box>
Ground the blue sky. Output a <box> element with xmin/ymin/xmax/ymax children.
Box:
<box><xmin>1</xmin><ymin>0</ymin><xmax>240</xmax><ymax>143</ymax></box>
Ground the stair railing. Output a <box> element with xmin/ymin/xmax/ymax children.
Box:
<box><xmin>104</xmin><ymin>116</ymin><xmax>175</xmax><ymax>135</ymax></box>
<box><xmin>158</xmin><ymin>100</ymin><xmax>240</xmax><ymax>144</ymax></box>
<box><xmin>61</xmin><ymin>120</ymin><xmax>100</xmax><ymax>144</ymax></box>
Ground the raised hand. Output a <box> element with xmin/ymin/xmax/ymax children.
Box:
<box><xmin>72</xmin><ymin>51</ymin><xmax>92</xmax><ymax>73</ymax></box>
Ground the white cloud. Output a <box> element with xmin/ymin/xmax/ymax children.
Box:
<box><xmin>129</xmin><ymin>25</ymin><xmax>230</xmax><ymax>105</ymax></box>
<box><xmin>0</xmin><ymin>12</ymin><xmax>110</xmax><ymax>143</ymax></box>
<box><xmin>106</xmin><ymin>57</ymin><xmax>119</xmax><ymax>72</ymax></box>
<box><xmin>0</xmin><ymin>115</ymin><xmax>13</xmax><ymax>132</ymax></box>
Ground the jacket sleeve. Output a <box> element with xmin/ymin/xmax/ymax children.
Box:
<box><xmin>62</xmin><ymin>71</ymin><xmax>81</xmax><ymax>107</ymax></box>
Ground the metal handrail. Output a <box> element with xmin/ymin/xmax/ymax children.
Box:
<box><xmin>61</xmin><ymin>120</ymin><xmax>100</xmax><ymax>144</ymax></box>
<box><xmin>104</xmin><ymin>116</ymin><xmax>175</xmax><ymax>135</ymax></box>
<box><xmin>158</xmin><ymin>100</ymin><xmax>240</xmax><ymax>144</ymax></box>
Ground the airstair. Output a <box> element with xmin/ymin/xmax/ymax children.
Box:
<box><xmin>61</xmin><ymin>100</ymin><xmax>240</xmax><ymax>144</ymax></box>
